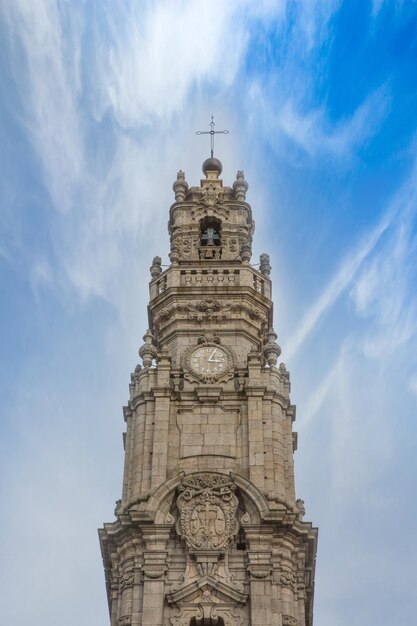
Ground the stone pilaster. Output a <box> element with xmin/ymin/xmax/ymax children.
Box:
<box><xmin>140</xmin><ymin>526</ymin><xmax>170</xmax><ymax>626</ymax></box>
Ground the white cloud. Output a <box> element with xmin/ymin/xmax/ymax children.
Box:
<box><xmin>2</xmin><ymin>0</ymin><xmax>84</xmax><ymax>213</ymax></box>
<box><xmin>92</xmin><ymin>1</ymin><xmax>248</xmax><ymax>128</ymax></box>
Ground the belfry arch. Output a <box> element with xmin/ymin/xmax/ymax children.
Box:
<box><xmin>200</xmin><ymin>215</ymin><xmax>222</xmax><ymax>246</ymax></box>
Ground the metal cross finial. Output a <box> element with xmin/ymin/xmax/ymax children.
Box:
<box><xmin>196</xmin><ymin>115</ymin><xmax>229</xmax><ymax>157</ymax></box>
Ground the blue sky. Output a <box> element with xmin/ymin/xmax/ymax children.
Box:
<box><xmin>1</xmin><ymin>1</ymin><xmax>417</xmax><ymax>625</ymax></box>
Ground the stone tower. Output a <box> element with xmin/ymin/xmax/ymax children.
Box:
<box><xmin>99</xmin><ymin>156</ymin><xmax>318</xmax><ymax>626</ymax></box>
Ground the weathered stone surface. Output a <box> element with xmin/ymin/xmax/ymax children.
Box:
<box><xmin>99</xmin><ymin>159</ymin><xmax>318</xmax><ymax>626</ymax></box>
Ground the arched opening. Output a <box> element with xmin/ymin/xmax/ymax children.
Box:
<box><xmin>200</xmin><ymin>216</ymin><xmax>221</xmax><ymax>247</ymax></box>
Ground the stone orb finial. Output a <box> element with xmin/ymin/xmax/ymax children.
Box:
<box><xmin>202</xmin><ymin>157</ymin><xmax>223</xmax><ymax>176</ymax></box>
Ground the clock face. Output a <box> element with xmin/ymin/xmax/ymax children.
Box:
<box><xmin>189</xmin><ymin>346</ymin><xmax>229</xmax><ymax>378</ymax></box>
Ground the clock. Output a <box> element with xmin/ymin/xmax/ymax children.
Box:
<box><xmin>183</xmin><ymin>341</ymin><xmax>236</xmax><ymax>383</ymax></box>
<box><xmin>189</xmin><ymin>345</ymin><xmax>229</xmax><ymax>377</ymax></box>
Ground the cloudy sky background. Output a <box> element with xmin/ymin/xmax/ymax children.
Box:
<box><xmin>1</xmin><ymin>1</ymin><xmax>417</xmax><ymax>625</ymax></box>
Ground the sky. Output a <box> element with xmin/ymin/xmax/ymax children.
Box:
<box><xmin>1</xmin><ymin>1</ymin><xmax>417</xmax><ymax>625</ymax></box>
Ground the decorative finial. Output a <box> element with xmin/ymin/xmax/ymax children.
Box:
<box><xmin>139</xmin><ymin>329</ymin><xmax>157</xmax><ymax>368</ymax></box>
<box><xmin>263</xmin><ymin>329</ymin><xmax>281</xmax><ymax>367</ymax></box>
<box><xmin>150</xmin><ymin>256</ymin><xmax>162</xmax><ymax>278</ymax></box>
<box><xmin>196</xmin><ymin>115</ymin><xmax>229</xmax><ymax>158</ymax></box>
<box><xmin>259</xmin><ymin>253</ymin><xmax>271</xmax><ymax>277</ymax></box>
<box><xmin>173</xmin><ymin>170</ymin><xmax>188</xmax><ymax>202</ymax></box>
<box><xmin>233</xmin><ymin>170</ymin><xmax>248</xmax><ymax>201</ymax></box>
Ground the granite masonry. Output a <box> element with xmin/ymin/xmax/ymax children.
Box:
<box><xmin>99</xmin><ymin>156</ymin><xmax>318</xmax><ymax>626</ymax></box>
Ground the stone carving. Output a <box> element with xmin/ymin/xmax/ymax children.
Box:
<box><xmin>282</xmin><ymin>616</ymin><xmax>298</xmax><ymax>626</ymax></box>
<box><xmin>181</xmin><ymin>237</ymin><xmax>191</xmax><ymax>257</ymax></box>
<box><xmin>228</xmin><ymin>236</ymin><xmax>239</xmax><ymax>253</ymax></box>
<box><xmin>171</xmin><ymin>235</ymin><xmax>195</xmax><ymax>260</ymax></box>
<box><xmin>176</xmin><ymin>473</ymin><xmax>238</xmax><ymax>552</ymax></box>
<box><xmin>120</xmin><ymin>571</ymin><xmax>134</xmax><ymax>590</ymax></box>
<box><xmin>117</xmin><ymin>616</ymin><xmax>132</xmax><ymax>626</ymax></box>
<box><xmin>168</xmin><ymin>474</ymin><xmax>247</xmax><ymax>624</ymax></box>
<box><xmin>296</xmin><ymin>498</ymin><xmax>305</xmax><ymax>520</ymax></box>
<box><xmin>154</xmin><ymin>300</ymin><xmax>268</xmax><ymax>332</ymax></box>
<box><xmin>280</xmin><ymin>571</ymin><xmax>297</xmax><ymax>590</ymax></box>
<box><xmin>191</xmin><ymin>203</ymin><xmax>230</xmax><ymax>221</ymax></box>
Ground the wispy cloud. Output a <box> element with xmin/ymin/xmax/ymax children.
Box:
<box><xmin>278</xmin><ymin>87</ymin><xmax>389</xmax><ymax>157</ymax></box>
<box><xmin>248</xmin><ymin>79</ymin><xmax>389</xmax><ymax>162</ymax></box>
<box><xmin>286</xmin><ymin>156</ymin><xmax>417</xmax><ymax>360</ymax></box>
<box><xmin>286</xmin><ymin>213</ymin><xmax>390</xmax><ymax>359</ymax></box>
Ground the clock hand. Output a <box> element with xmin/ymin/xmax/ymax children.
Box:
<box><xmin>208</xmin><ymin>348</ymin><xmax>222</xmax><ymax>363</ymax></box>
<box><xmin>208</xmin><ymin>348</ymin><xmax>226</xmax><ymax>363</ymax></box>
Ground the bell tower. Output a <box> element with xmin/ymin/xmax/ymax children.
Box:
<box><xmin>99</xmin><ymin>156</ymin><xmax>318</xmax><ymax>626</ymax></box>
